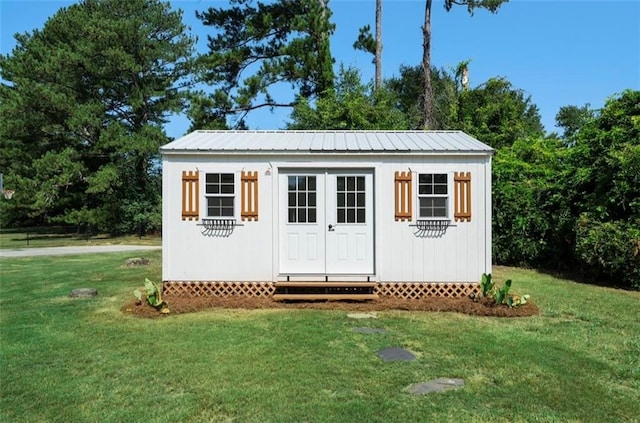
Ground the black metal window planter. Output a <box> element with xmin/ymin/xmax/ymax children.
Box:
<box><xmin>197</xmin><ymin>218</ymin><xmax>243</xmax><ymax>237</ymax></box>
<box><xmin>409</xmin><ymin>219</ymin><xmax>453</xmax><ymax>238</ymax></box>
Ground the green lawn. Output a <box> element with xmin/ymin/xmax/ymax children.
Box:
<box><xmin>1</xmin><ymin>251</ymin><xmax>638</xmax><ymax>422</ymax></box>
<box><xmin>0</xmin><ymin>227</ymin><xmax>161</xmax><ymax>249</ymax></box>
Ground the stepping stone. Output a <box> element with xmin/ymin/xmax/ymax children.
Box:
<box><xmin>408</xmin><ymin>378</ymin><xmax>465</xmax><ymax>395</ymax></box>
<box><xmin>70</xmin><ymin>288</ymin><xmax>98</xmax><ymax>298</ymax></box>
<box><xmin>124</xmin><ymin>257</ymin><xmax>149</xmax><ymax>267</ymax></box>
<box><xmin>353</xmin><ymin>327</ymin><xmax>387</xmax><ymax>334</ymax></box>
<box><xmin>347</xmin><ymin>312</ymin><xmax>377</xmax><ymax>319</ymax></box>
<box><xmin>377</xmin><ymin>347</ymin><xmax>416</xmax><ymax>362</ymax></box>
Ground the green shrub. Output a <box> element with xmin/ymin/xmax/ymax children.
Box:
<box><xmin>575</xmin><ymin>217</ymin><xmax>640</xmax><ymax>290</ymax></box>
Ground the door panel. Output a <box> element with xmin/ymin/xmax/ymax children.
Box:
<box><xmin>326</xmin><ymin>172</ymin><xmax>374</xmax><ymax>274</ymax></box>
<box><xmin>279</xmin><ymin>172</ymin><xmax>325</xmax><ymax>274</ymax></box>
<box><xmin>279</xmin><ymin>170</ymin><xmax>374</xmax><ymax>275</ymax></box>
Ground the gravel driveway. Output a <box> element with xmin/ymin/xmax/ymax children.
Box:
<box><xmin>0</xmin><ymin>245</ymin><xmax>161</xmax><ymax>258</ymax></box>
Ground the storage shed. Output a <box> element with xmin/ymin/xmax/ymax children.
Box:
<box><xmin>161</xmin><ymin>130</ymin><xmax>493</xmax><ymax>300</ymax></box>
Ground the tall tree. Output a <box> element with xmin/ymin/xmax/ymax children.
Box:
<box><xmin>386</xmin><ymin>64</ymin><xmax>459</xmax><ymax>130</ymax></box>
<box><xmin>287</xmin><ymin>66</ymin><xmax>408</xmax><ymax>130</ymax></box>
<box><xmin>0</xmin><ymin>0</ymin><xmax>194</xmax><ymax>232</ymax></box>
<box><xmin>386</xmin><ymin>66</ymin><xmax>542</xmax><ymax>145</ymax></box>
<box><xmin>567</xmin><ymin>90</ymin><xmax>640</xmax><ymax>223</ymax></box>
<box><xmin>195</xmin><ymin>0</ymin><xmax>335</xmax><ymax>127</ymax></box>
<box><xmin>421</xmin><ymin>0</ymin><xmax>507</xmax><ymax>128</ymax></box>
<box><xmin>375</xmin><ymin>0</ymin><xmax>382</xmax><ymax>89</ymax></box>
<box><xmin>555</xmin><ymin>104</ymin><xmax>594</xmax><ymax>142</ymax></box>
<box><xmin>353</xmin><ymin>0</ymin><xmax>383</xmax><ymax>89</ymax></box>
<box><xmin>457</xmin><ymin>77</ymin><xmax>544</xmax><ymax>149</ymax></box>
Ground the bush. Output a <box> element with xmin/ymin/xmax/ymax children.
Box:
<box><xmin>575</xmin><ymin>217</ymin><xmax>640</xmax><ymax>290</ymax></box>
<box><xmin>492</xmin><ymin>138</ymin><xmax>571</xmax><ymax>267</ymax></box>
<box><xmin>480</xmin><ymin>273</ymin><xmax>529</xmax><ymax>307</ymax></box>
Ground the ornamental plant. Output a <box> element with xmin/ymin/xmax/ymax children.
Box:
<box><xmin>480</xmin><ymin>273</ymin><xmax>529</xmax><ymax>308</ymax></box>
<box><xmin>134</xmin><ymin>278</ymin><xmax>170</xmax><ymax>314</ymax></box>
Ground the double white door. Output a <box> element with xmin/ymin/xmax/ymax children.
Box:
<box><xmin>279</xmin><ymin>170</ymin><xmax>374</xmax><ymax>275</ymax></box>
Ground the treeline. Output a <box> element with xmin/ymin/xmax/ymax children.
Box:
<box><xmin>0</xmin><ymin>0</ymin><xmax>637</xmax><ymax>289</ymax></box>
<box><xmin>493</xmin><ymin>91</ymin><xmax>639</xmax><ymax>290</ymax></box>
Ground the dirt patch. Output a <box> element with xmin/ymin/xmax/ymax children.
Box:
<box><xmin>121</xmin><ymin>294</ymin><xmax>539</xmax><ymax>318</ymax></box>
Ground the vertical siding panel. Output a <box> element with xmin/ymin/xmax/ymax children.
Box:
<box><xmin>164</xmin><ymin>150</ymin><xmax>491</xmax><ymax>285</ymax></box>
<box><xmin>485</xmin><ymin>157</ymin><xmax>493</xmax><ymax>275</ymax></box>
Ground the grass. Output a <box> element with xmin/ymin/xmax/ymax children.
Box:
<box><xmin>0</xmin><ymin>226</ymin><xmax>160</xmax><ymax>249</ymax></box>
<box><xmin>1</xmin><ymin>251</ymin><xmax>638</xmax><ymax>422</ymax></box>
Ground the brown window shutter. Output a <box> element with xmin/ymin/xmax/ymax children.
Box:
<box><xmin>454</xmin><ymin>172</ymin><xmax>471</xmax><ymax>222</ymax></box>
<box><xmin>394</xmin><ymin>171</ymin><xmax>412</xmax><ymax>221</ymax></box>
<box><xmin>241</xmin><ymin>171</ymin><xmax>259</xmax><ymax>221</ymax></box>
<box><xmin>181</xmin><ymin>171</ymin><xmax>199</xmax><ymax>220</ymax></box>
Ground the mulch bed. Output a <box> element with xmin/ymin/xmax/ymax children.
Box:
<box><xmin>122</xmin><ymin>294</ymin><xmax>539</xmax><ymax>318</ymax></box>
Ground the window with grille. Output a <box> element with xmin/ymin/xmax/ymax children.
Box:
<box><xmin>205</xmin><ymin>173</ymin><xmax>235</xmax><ymax>217</ymax></box>
<box><xmin>337</xmin><ymin>176</ymin><xmax>366</xmax><ymax>223</ymax></box>
<box><xmin>288</xmin><ymin>176</ymin><xmax>317</xmax><ymax>223</ymax></box>
<box><xmin>418</xmin><ymin>173</ymin><xmax>448</xmax><ymax>218</ymax></box>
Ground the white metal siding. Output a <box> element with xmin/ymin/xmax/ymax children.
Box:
<box><xmin>163</xmin><ymin>153</ymin><xmax>491</xmax><ymax>284</ymax></box>
<box><xmin>163</xmin><ymin>156</ymin><xmax>275</xmax><ymax>282</ymax></box>
<box><xmin>374</xmin><ymin>156</ymin><xmax>490</xmax><ymax>282</ymax></box>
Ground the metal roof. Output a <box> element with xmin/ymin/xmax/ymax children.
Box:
<box><xmin>160</xmin><ymin>130</ymin><xmax>493</xmax><ymax>155</ymax></box>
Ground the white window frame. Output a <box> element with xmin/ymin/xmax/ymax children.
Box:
<box><xmin>287</xmin><ymin>174</ymin><xmax>318</xmax><ymax>224</ymax></box>
<box><xmin>417</xmin><ymin>173</ymin><xmax>449</xmax><ymax>219</ymax></box>
<box><xmin>336</xmin><ymin>174</ymin><xmax>366</xmax><ymax>224</ymax></box>
<box><xmin>205</xmin><ymin>172</ymin><xmax>236</xmax><ymax>218</ymax></box>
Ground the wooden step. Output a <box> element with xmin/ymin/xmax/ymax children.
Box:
<box><xmin>275</xmin><ymin>281</ymin><xmax>377</xmax><ymax>288</ymax></box>
<box><xmin>272</xmin><ymin>294</ymin><xmax>378</xmax><ymax>301</ymax></box>
<box><xmin>273</xmin><ymin>281</ymin><xmax>378</xmax><ymax>302</ymax></box>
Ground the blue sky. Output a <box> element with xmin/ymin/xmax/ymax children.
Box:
<box><xmin>1</xmin><ymin>0</ymin><xmax>639</xmax><ymax>139</ymax></box>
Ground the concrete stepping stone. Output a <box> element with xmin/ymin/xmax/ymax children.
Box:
<box><xmin>347</xmin><ymin>312</ymin><xmax>377</xmax><ymax>319</ymax></box>
<box><xmin>70</xmin><ymin>288</ymin><xmax>98</xmax><ymax>298</ymax></box>
<box><xmin>408</xmin><ymin>378</ymin><xmax>465</xmax><ymax>395</ymax></box>
<box><xmin>377</xmin><ymin>347</ymin><xmax>416</xmax><ymax>362</ymax></box>
<box><xmin>353</xmin><ymin>327</ymin><xmax>387</xmax><ymax>334</ymax></box>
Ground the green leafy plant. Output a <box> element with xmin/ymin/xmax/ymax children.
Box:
<box><xmin>480</xmin><ymin>273</ymin><xmax>495</xmax><ymax>297</ymax></box>
<box><xmin>495</xmin><ymin>279</ymin><xmax>512</xmax><ymax>305</ymax></box>
<box><xmin>134</xmin><ymin>278</ymin><xmax>169</xmax><ymax>313</ymax></box>
<box><xmin>506</xmin><ymin>294</ymin><xmax>530</xmax><ymax>308</ymax></box>
<box><xmin>480</xmin><ymin>274</ymin><xmax>529</xmax><ymax>308</ymax></box>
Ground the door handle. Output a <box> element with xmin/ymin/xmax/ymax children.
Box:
<box><xmin>328</xmin><ymin>224</ymin><xmax>335</xmax><ymax>231</ymax></box>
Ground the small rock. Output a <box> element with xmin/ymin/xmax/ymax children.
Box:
<box><xmin>377</xmin><ymin>347</ymin><xmax>416</xmax><ymax>362</ymax></box>
<box><xmin>124</xmin><ymin>257</ymin><xmax>149</xmax><ymax>267</ymax></box>
<box><xmin>408</xmin><ymin>378</ymin><xmax>465</xmax><ymax>395</ymax></box>
<box><xmin>70</xmin><ymin>288</ymin><xmax>98</xmax><ymax>298</ymax></box>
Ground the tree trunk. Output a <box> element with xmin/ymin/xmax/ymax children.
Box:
<box><xmin>421</xmin><ymin>0</ymin><xmax>434</xmax><ymax>129</ymax></box>
<box><xmin>317</xmin><ymin>0</ymin><xmax>335</xmax><ymax>96</ymax></box>
<box><xmin>375</xmin><ymin>0</ymin><xmax>382</xmax><ymax>90</ymax></box>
